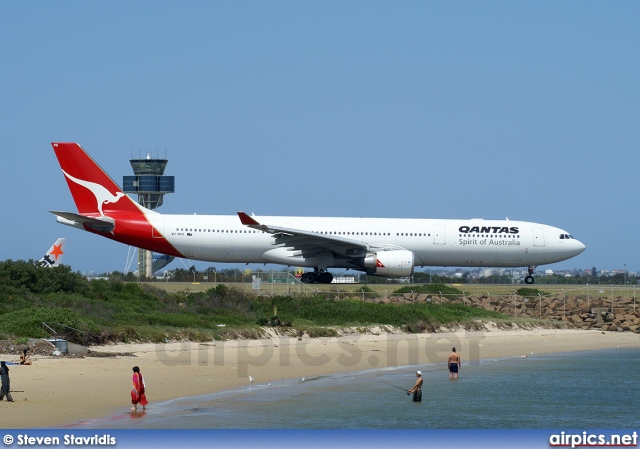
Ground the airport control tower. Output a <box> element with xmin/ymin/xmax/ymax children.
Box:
<box><xmin>123</xmin><ymin>154</ymin><xmax>175</xmax><ymax>278</ymax></box>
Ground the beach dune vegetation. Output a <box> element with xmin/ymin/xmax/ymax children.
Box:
<box><xmin>0</xmin><ymin>261</ymin><xmax>507</xmax><ymax>344</ymax></box>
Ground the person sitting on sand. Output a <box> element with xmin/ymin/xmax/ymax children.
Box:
<box><xmin>19</xmin><ymin>348</ymin><xmax>32</xmax><ymax>365</ymax></box>
<box><xmin>131</xmin><ymin>366</ymin><xmax>148</xmax><ymax>412</ymax></box>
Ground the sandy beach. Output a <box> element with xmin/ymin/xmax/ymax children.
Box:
<box><xmin>1</xmin><ymin>327</ymin><xmax>638</xmax><ymax>428</ymax></box>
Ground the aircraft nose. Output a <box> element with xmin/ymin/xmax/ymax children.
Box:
<box><xmin>572</xmin><ymin>239</ymin><xmax>586</xmax><ymax>256</ymax></box>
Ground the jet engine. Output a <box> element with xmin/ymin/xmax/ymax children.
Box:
<box><xmin>363</xmin><ymin>250</ymin><xmax>415</xmax><ymax>277</ymax></box>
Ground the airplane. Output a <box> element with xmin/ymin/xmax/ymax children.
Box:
<box><xmin>38</xmin><ymin>238</ymin><xmax>67</xmax><ymax>268</ymax></box>
<box><xmin>50</xmin><ymin>142</ymin><xmax>585</xmax><ymax>285</ymax></box>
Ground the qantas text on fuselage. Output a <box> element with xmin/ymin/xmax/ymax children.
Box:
<box><xmin>50</xmin><ymin>142</ymin><xmax>585</xmax><ymax>284</ymax></box>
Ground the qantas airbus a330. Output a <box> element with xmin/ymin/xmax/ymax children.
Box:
<box><xmin>50</xmin><ymin>142</ymin><xmax>585</xmax><ymax>284</ymax></box>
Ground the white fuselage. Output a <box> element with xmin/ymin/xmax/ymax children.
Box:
<box><xmin>154</xmin><ymin>214</ymin><xmax>585</xmax><ymax>269</ymax></box>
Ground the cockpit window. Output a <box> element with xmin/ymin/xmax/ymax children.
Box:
<box><xmin>560</xmin><ymin>234</ymin><xmax>574</xmax><ymax>240</ymax></box>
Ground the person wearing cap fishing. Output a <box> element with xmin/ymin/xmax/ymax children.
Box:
<box><xmin>407</xmin><ymin>370</ymin><xmax>423</xmax><ymax>402</ymax></box>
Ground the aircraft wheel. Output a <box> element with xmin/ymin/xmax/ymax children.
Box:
<box><xmin>524</xmin><ymin>275</ymin><xmax>534</xmax><ymax>285</ymax></box>
<box><xmin>318</xmin><ymin>272</ymin><xmax>333</xmax><ymax>284</ymax></box>
<box><xmin>301</xmin><ymin>272</ymin><xmax>317</xmax><ymax>283</ymax></box>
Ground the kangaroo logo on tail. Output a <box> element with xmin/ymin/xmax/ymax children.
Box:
<box><xmin>62</xmin><ymin>169</ymin><xmax>125</xmax><ymax>216</ymax></box>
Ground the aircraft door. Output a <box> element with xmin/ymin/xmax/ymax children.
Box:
<box><xmin>434</xmin><ymin>226</ymin><xmax>445</xmax><ymax>245</ymax></box>
<box><xmin>532</xmin><ymin>228</ymin><xmax>545</xmax><ymax>247</ymax></box>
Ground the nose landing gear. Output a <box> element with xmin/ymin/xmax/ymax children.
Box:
<box><xmin>524</xmin><ymin>266</ymin><xmax>535</xmax><ymax>284</ymax></box>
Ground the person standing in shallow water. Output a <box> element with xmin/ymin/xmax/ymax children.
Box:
<box><xmin>448</xmin><ymin>347</ymin><xmax>460</xmax><ymax>380</ymax></box>
<box><xmin>0</xmin><ymin>361</ymin><xmax>14</xmax><ymax>402</ymax></box>
<box><xmin>407</xmin><ymin>370</ymin><xmax>423</xmax><ymax>402</ymax></box>
<box><xmin>131</xmin><ymin>366</ymin><xmax>148</xmax><ymax>412</ymax></box>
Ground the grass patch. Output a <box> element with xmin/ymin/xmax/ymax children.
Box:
<box><xmin>393</xmin><ymin>283</ymin><xmax>464</xmax><ymax>296</ymax></box>
<box><xmin>251</xmin><ymin>296</ymin><xmax>504</xmax><ymax>332</ymax></box>
<box><xmin>0</xmin><ymin>260</ymin><xmax>552</xmax><ymax>343</ymax></box>
<box><xmin>515</xmin><ymin>288</ymin><xmax>550</xmax><ymax>297</ymax></box>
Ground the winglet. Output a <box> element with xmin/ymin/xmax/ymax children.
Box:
<box><xmin>238</xmin><ymin>211</ymin><xmax>260</xmax><ymax>226</ymax></box>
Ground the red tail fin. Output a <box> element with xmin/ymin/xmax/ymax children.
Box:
<box><xmin>51</xmin><ymin>143</ymin><xmax>140</xmax><ymax>217</ymax></box>
<box><xmin>51</xmin><ymin>142</ymin><xmax>183</xmax><ymax>258</ymax></box>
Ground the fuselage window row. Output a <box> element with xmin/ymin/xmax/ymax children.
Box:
<box><xmin>175</xmin><ymin>228</ymin><xmax>442</xmax><ymax>238</ymax></box>
<box><xmin>175</xmin><ymin>228</ymin><xmax>258</xmax><ymax>233</ymax></box>
<box><xmin>166</xmin><ymin>228</ymin><xmax>542</xmax><ymax>239</ymax></box>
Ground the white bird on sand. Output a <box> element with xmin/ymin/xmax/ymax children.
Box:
<box><xmin>521</xmin><ymin>355</ymin><xmax>527</xmax><ymax>358</ymax></box>
<box><xmin>301</xmin><ymin>377</ymin><xmax>305</xmax><ymax>382</ymax></box>
<box><xmin>249</xmin><ymin>376</ymin><xmax>254</xmax><ymax>383</ymax></box>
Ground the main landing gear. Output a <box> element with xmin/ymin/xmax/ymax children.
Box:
<box><xmin>300</xmin><ymin>269</ymin><xmax>333</xmax><ymax>284</ymax></box>
<box><xmin>524</xmin><ymin>266</ymin><xmax>536</xmax><ymax>284</ymax></box>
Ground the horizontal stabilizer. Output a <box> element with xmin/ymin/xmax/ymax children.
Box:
<box><xmin>50</xmin><ymin>211</ymin><xmax>115</xmax><ymax>233</ymax></box>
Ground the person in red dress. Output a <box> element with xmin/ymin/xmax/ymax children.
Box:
<box><xmin>131</xmin><ymin>366</ymin><xmax>148</xmax><ymax>411</ymax></box>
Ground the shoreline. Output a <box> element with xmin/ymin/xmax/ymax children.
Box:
<box><xmin>1</xmin><ymin>328</ymin><xmax>639</xmax><ymax>429</ymax></box>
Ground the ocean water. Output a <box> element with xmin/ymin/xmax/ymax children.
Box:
<box><xmin>74</xmin><ymin>348</ymin><xmax>639</xmax><ymax>429</ymax></box>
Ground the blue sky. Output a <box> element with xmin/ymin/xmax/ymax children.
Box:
<box><xmin>1</xmin><ymin>1</ymin><xmax>638</xmax><ymax>275</ymax></box>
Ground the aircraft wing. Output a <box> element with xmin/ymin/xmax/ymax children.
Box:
<box><xmin>50</xmin><ymin>210</ymin><xmax>115</xmax><ymax>233</ymax></box>
<box><xmin>238</xmin><ymin>212</ymin><xmax>403</xmax><ymax>257</ymax></box>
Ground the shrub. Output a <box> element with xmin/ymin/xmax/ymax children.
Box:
<box><xmin>515</xmin><ymin>288</ymin><xmax>549</xmax><ymax>297</ymax></box>
<box><xmin>0</xmin><ymin>307</ymin><xmax>99</xmax><ymax>342</ymax></box>
<box><xmin>393</xmin><ymin>283</ymin><xmax>463</xmax><ymax>296</ymax></box>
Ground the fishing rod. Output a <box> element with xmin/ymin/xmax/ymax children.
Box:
<box><xmin>380</xmin><ymin>381</ymin><xmax>410</xmax><ymax>393</ymax></box>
